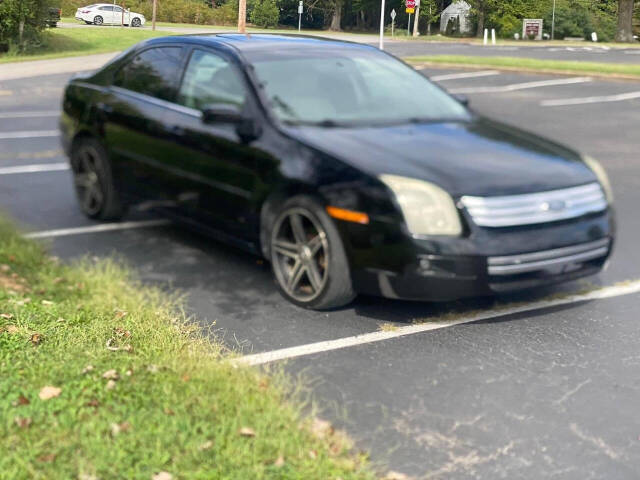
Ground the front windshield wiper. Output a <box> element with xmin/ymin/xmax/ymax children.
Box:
<box><xmin>270</xmin><ymin>95</ymin><xmax>299</xmax><ymax>120</ymax></box>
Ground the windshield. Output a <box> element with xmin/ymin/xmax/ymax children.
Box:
<box><xmin>249</xmin><ymin>49</ymin><xmax>470</xmax><ymax>126</ymax></box>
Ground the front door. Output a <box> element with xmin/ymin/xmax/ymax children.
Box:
<box><xmin>161</xmin><ymin>48</ymin><xmax>277</xmax><ymax>242</ymax></box>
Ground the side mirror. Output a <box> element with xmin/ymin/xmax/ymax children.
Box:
<box><xmin>453</xmin><ymin>94</ymin><xmax>469</xmax><ymax>107</ymax></box>
<box><xmin>202</xmin><ymin>104</ymin><xmax>243</xmax><ymax>124</ymax></box>
<box><xmin>201</xmin><ymin>103</ymin><xmax>261</xmax><ymax>143</ymax></box>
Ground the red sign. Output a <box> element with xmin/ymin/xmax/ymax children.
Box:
<box><xmin>405</xmin><ymin>0</ymin><xmax>416</xmax><ymax>8</ymax></box>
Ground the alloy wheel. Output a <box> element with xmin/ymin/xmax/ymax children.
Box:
<box><xmin>73</xmin><ymin>146</ymin><xmax>104</xmax><ymax>216</ymax></box>
<box><xmin>94</xmin><ymin>15</ymin><xmax>103</xmax><ymax>25</ymax></box>
<box><xmin>132</xmin><ymin>17</ymin><xmax>141</xmax><ymax>27</ymax></box>
<box><xmin>271</xmin><ymin>208</ymin><xmax>330</xmax><ymax>303</ymax></box>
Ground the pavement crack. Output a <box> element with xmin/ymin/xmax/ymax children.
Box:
<box><xmin>552</xmin><ymin>378</ymin><xmax>592</xmax><ymax>406</ymax></box>
<box><xmin>569</xmin><ymin>423</ymin><xmax>621</xmax><ymax>461</ymax></box>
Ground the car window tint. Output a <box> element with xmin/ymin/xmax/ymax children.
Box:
<box><xmin>113</xmin><ymin>47</ymin><xmax>183</xmax><ymax>102</ymax></box>
<box><xmin>177</xmin><ymin>50</ymin><xmax>246</xmax><ymax>111</ymax></box>
<box><xmin>99</xmin><ymin>6</ymin><xmax>113</xmax><ymax>11</ymax></box>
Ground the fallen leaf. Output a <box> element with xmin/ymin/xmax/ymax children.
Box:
<box><xmin>14</xmin><ymin>416</ymin><xmax>32</xmax><ymax>428</ymax></box>
<box><xmin>273</xmin><ymin>455</ymin><xmax>285</xmax><ymax>467</ymax></box>
<box><xmin>0</xmin><ymin>264</ymin><xmax>10</xmax><ymax>272</ymax></box>
<box><xmin>163</xmin><ymin>407</ymin><xmax>175</xmax><ymax>416</ymax></box>
<box><xmin>105</xmin><ymin>380</ymin><xmax>117</xmax><ymax>390</ymax></box>
<box><xmin>41</xmin><ymin>300</ymin><xmax>54</xmax><ymax>306</ymax></box>
<box><xmin>181</xmin><ymin>374</ymin><xmax>190</xmax><ymax>382</ymax></box>
<box><xmin>39</xmin><ymin>386</ymin><xmax>61</xmax><ymax>400</ymax></box>
<box><xmin>239</xmin><ymin>427</ymin><xmax>256</xmax><ymax>437</ymax></box>
<box><xmin>13</xmin><ymin>394</ymin><xmax>30</xmax><ymax>406</ymax></box>
<box><xmin>308</xmin><ymin>449</ymin><xmax>318</xmax><ymax>459</ymax></box>
<box><xmin>30</xmin><ymin>333</ymin><xmax>43</xmax><ymax>345</ymax></box>
<box><xmin>198</xmin><ymin>440</ymin><xmax>213</xmax><ymax>451</ymax></box>
<box><xmin>56</xmin><ymin>317</ymin><xmax>66</xmax><ymax>323</ymax></box>
<box><xmin>311</xmin><ymin>418</ymin><xmax>334</xmax><ymax>440</ymax></box>
<box><xmin>86</xmin><ymin>399</ymin><xmax>100</xmax><ymax>408</ymax></box>
<box><xmin>384</xmin><ymin>472</ymin><xmax>410</xmax><ymax>480</ymax></box>
<box><xmin>113</xmin><ymin>326</ymin><xmax>130</xmax><ymax>337</ymax></box>
<box><xmin>102</xmin><ymin>369</ymin><xmax>119</xmax><ymax>380</ymax></box>
<box><xmin>82</xmin><ymin>365</ymin><xmax>94</xmax><ymax>374</ymax></box>
<box><xmin>5</xmin><ymin>325</ymin><xmax>19</xmax><ymax>334</ymax></box>
<box><xmin>258</xmin><ymin>378</ymin><xmax>269</xmax><ymax>391</ymax></box>
<box><xmin>110</xmin><ymin>421</ymin><xmax>131</xmax><ymax>436</ymax></box>
<box><xmin>147</xmin><ymin>364</ymin><xmax>159</xmax><ymax>374</ymax></box>
<box><xmin>37</xmin><ymin>453</ymin><xmax>56</xmax><ymax>463</ymax></box>
<box><xmin>0</xmin><ymin>313</ymin><xmax>13</xmax><ymax>319</ymax></box>
<box><xmin>152</xmin><ymin>472</ymin><xmax>173</xmax><ymax>480</ymax></box>
<box><xmin>114</xmin><ymin>310</ymin><xmax>128</xmax><ymax>319</ymax></box>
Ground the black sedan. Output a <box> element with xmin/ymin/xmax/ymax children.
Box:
<box><xmin>59</xmin><ymin>34</ymin><xmax>614</xmax><ymax>309</ymax></box>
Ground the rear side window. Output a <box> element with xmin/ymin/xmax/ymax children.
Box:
<box><xmin>99</xmin><ymin>6</ymin><xmax>113</xmax><ymax>10</ymax></box>
<box><xmin>113</xmin><ymin>47</ymin><xmax>183</xmax><ymax>102</ymax></box>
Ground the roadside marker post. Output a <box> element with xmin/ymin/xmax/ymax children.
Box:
<box><xmin>298</xmin><ymin>1</ymin><xmax>303</xmax><ymax>32</ymax></box>
<box><xmin>391</xmin><ymin>9</ymin><xmax>396</xmax><ymax>38</ymax></box>
<box><xmin>483</xmin><ymin>28</ymin><xmax>488</xmax><ymax>45</ymax></box>
<box><xmin>491</xmin><ymin>28</ymin><xmax>496</xmax><ymax>44</ymax></box>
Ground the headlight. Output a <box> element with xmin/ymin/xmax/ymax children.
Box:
<box><xmin>379</xmin><ymin>174</ymin><xmax>462</xmax><ymax>236</ymax></box>
<box><xmin>582</xmin><ymin>155</ymin><xmax>613</xmax><ymax>203</ymax></box>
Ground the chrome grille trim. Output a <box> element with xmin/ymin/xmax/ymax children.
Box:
<box><xmin>461</xmin><ymin>183</ymin><xmax>607</xmax><ymax>227</ymax></box>
<box><xmin>488</xmin><ymin>238</ymin><xmax>610</xmax><ymax>276</ymax></box>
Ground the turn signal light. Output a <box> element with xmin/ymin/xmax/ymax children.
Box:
<box><xmin>326</xmin><ymin>206</ymin><xmax>369</xmax><ymax>225</ymax></box>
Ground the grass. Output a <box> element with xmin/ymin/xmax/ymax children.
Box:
<box><xmin>0</xmin><ymin>27</ymin><xmax>169</xmax><ymax>63</ymax></box>
<box><xmin>0</xmin><ymin>217</ymin><xmax>375</xmax><ymax>480</ymax></box>
<box><xmin>405</xmin><ymin>55</ymin><xmax>640</xmax><ymax>79</ymax></box>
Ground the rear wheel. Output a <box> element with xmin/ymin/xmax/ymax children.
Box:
<box><xmin>269</xmin><ymin>196</ymin><xmax>355</xmax><ymax>310</ymax></box>
<box><xmin>131</xmin><ymin>17</ymin><xmax>141</xmax><ymax>27</ymax></box>
<box><xmin>71</xmin><ymin>138</ymin><xmax>125</xmax><ymax>220</ymax></box>
<box><xmin>93</xmin><ymin>15</ymin><xmax>103</xmax><ymax>25</ymax></box>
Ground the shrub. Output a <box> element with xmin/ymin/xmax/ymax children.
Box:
<box><xmin>0</xmin><ymin>0</ymin><xmax>52</xmax><ymax>52</ymax></box>
<box><xmin>250</xmin><ymin>0</ymin><xmax>279</xmax><ymax>27</ymax></box>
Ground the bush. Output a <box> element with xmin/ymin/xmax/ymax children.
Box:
<box><xmin>0</xmin><ymin>0</ymin><xmax>52</xmax><ymax>52</ymax></box>
<box><xmin>250</xmin><ymin>0</ymin><xmax>279</xmax><ymax>27</ymax></box>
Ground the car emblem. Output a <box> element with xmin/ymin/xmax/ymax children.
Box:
<box><xmin>541</xmin><ymin>200</ymin><xmax>566</xmax><ymax>212</ymax></box>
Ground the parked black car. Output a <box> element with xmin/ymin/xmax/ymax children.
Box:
<box><xmin>47</xmin><ymin>7</ymin><xmax>61</xmax><ymax>27</ymax></box>
<box><xmin>60</xmin><ymin>34</ymin><xmax>615</xmax><ymax>309</ymax></box>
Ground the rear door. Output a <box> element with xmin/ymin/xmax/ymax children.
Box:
<box><xmin>96</xmin><ymin>5</ymin><xmax>114</xmax><ymax>24</ymax></box>
<box><xmin>100</xmin><ymin>45</ymin><xmax>186</xmax><ymax>201</ymax></box>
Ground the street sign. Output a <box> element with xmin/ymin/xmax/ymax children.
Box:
<box><xmin>405</xmin><ymin>0</ymin><xmax>415</xmax><ymax>8</ymax></box>
<box><xmin>405</xmin><ymin>7</ymin><xmax>414</xmax><ymax>13</ymax></box>
<box><xmin>298</xmin><ymin>0</ymin><xmax>303</xmax><ymax>14</ymax></box>
<box><xmin>390</xmin><ymin>8</ymin><xmax>396</xmax><ymax>20</ymax></box>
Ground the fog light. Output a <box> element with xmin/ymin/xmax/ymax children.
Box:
<box><xmin>419</xmin><ymin>258</ymin><xmax>431</xmax><ymax>271</ymax></box>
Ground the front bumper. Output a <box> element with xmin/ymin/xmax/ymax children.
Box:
<box><xmin>346</xmin><ymin>211</ymin><xmax>614</xmax><ymax>301</ymax></box>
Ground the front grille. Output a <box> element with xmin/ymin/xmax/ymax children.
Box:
<box><xmin>487</xmin><ymin>238</ymin><xmax>610</xmax><ymax>276</ymax></box>
<box><xmin>460</xmin><ymin>183</ymin><xmax>607</xmax><ymax>228</ymax></box>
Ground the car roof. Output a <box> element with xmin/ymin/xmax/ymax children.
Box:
<box><xmin>141</xmin><ymin>33</ymin><xmax>378</xmax><ymax>55</ymax></box>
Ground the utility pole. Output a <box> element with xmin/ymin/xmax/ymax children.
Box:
<box><xmin>412</xmin><ymin>0</ymin><xmax>420</xmax><ymax>36</ymax></box>
<box><xmin>551</xmin><ymin>0</ymin><xmax>556</xmax><ymax>40</ymax></box>
<box><xmin>152</xmin><ymin>0</ymin><xmax>157</xmax><ymax>30</ymax></box>
<box><xmin>238</xmin><ymin>0</ymin><xmax>246</xmax><ymax>33</ymax></box>
<box><xmin>378</xmin><ymin>0</ymin><xmax>385</xmax><ymax>50</ymax></box>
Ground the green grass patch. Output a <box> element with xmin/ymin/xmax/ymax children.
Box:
<box><xmin>0</xmin><ymin>27</ymin><xmax>170</xmax><ymax>63</ymax></box>
<box><xmin>0</xmin><ymin>217</ymin><xmax>374</xmax><ymax>480</ymax></box>
<box><xmin>405</xmin><ymin>55</ymin><xmax>640</xmax><ymax>79</ymax></box>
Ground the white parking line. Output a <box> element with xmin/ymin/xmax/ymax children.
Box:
<box><xmin>24</xmin><ymin>219</ymin><xmax>172</xmax><ymax>239</ymax></box>
<box><xmin>0</xmin><ymin>130</ymin><xmax>59</xmax><ymax>139</ymax></box>
<box><xmin>0</xmin><ymin>111</ymin><xmax>60</xmax><ymax>119</ymax></box>
<box><xmin>0</xmin><ymin>163</ymin><xmax>69</xmax><ymax>175</ymax></box>
<box><xmin>430</xmin><ymin>70</ymin><xmax>500</xmax><ymax>82</ymax></box>
<box><xmin>541</xmin><ymin>90</ymin><xmax>640</xmax><ymax>107</ymax></box>
<box><xmin>234</xmin><ymin>280</ymin><xmax>640</xmax><ymax>366</ymax></box>
<box><xmin>448</xmin><ymin>77</ymin><xmax>592</xmax><ymax>94</ymax></box>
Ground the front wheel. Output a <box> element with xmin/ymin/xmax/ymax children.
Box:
<box><xmin>269</xmin><ymin>196</ymin><xmax>355</xmax><ymax>310</ymax></box>
<box><xmin>131</xmin><ymin>17</ymin><xmax>141</xmax><ymax>27</ymax></box>
<box><xmin>93</xmin><ymin>15</ymin><xmax>103</xmax><ymax>25</ymax></box>
<box><xmin>70</xmin><ymin>138</ymin><xmax>125</xmax><ymax>220</ymax></box>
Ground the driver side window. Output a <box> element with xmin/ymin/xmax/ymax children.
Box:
<box><xmin>177</xmin><ymin>49</ymin><xmax>246</xmax><ymax>111</ymax></box>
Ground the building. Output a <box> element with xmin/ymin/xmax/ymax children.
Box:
<box><xmin>439</xmin><ymin>1</ymin><xmax>472</xmax><ymax>35</ymax></box>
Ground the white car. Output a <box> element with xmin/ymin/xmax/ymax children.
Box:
<box><xmin>75</xmin><ymin>4</ymin><xmax>145</xmax><ymax>27</ymax></box>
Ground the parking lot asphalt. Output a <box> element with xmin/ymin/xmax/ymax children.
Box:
<box><xmin>2</xmin><ymin>65</ymin><xmax>640</xmax><ymax>478</ymax></box>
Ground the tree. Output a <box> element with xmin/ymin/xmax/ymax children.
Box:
<box><xmin>250</xmin><ymin>0</ymin><xmax>279</xmax><ymax>26</ymax></box>
<box><xmin>418</xmin><ymin>0</ymin><xmax>440</xmax><ymax>35</ymax></box>
<box><xmin>0</xmin><ymin>0</ymin><xmax>52</xmax><ymax>52</ymax></box>
<box><xmin>616</xmin><ymin>0</ymin><xmax>635</xmax><ymax>41</ymax></box>
<box><xmin>465</xmin><ymin>0</ymin><xmax>497</xmax><ymax>37</ymax></box>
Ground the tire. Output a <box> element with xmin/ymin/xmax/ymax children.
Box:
<box><xmin>93</xmin><ymin>15</ymin><xmax>103</xmax><ymax>25</ymax></box>
<box><xmin>268</xmin><ymin>195</ymin><xmax>355</xmax><ymax>310</ymax></box>
<box><xmin>70</xmin><ymin>137</ymin><xmax>126</xmax><ymax>221</ymax></box>
<box><xmin>131</xmin><ymin>17</ymin><xmax>141</xmax><ymax>27</ymax></box>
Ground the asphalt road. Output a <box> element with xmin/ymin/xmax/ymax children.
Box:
<box><xmin>58</xmin><ymin>21</ymin><xmax>640</xmax><ymax>64</ymax></box>
<box><xmin>2</xmin><ymin>64</ymin><xmax>640</xmax><ymax>478</ymax></box>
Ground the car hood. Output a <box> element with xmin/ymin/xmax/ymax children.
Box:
<box><xmin>287</xmin><ymin>117</ymin><xmax>597</xmax><ymax>197</ymax></box>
